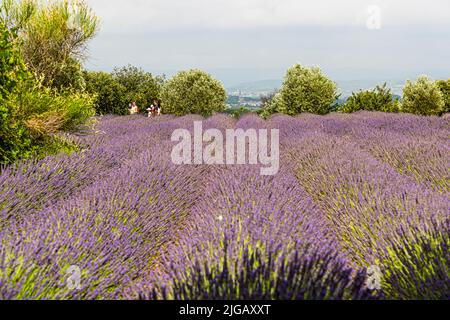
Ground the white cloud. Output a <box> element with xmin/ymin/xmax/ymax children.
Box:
<box><xmin>87</xmin><ymin>0</ymin><xmax>450</xmax><ymax>31</ymax></box>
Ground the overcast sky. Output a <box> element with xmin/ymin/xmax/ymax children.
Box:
<box><xmin>85</xmin><ymin>0</ymin><xmax>450</xmax><ymax>86</ymax></box>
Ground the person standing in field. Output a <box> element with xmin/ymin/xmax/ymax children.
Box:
<box><xmin>156</xmin><ymin>100</ymin><xmax>161</xmax><ymax>115</ymax></box>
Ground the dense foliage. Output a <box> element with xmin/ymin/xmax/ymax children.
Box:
<box><xmin>0</xmin><ymin>1</ymin><xmax>97</xmax><ymax>164</ymax></box>
<box><xmin>0</xmin><ymin>22</ymin><xmax>33</xmax><ymax>163</ymax></box>
<box><xmin>84</xmin><ymin>71</ymin><xmax>128</xmax><ymax>115</ymax></box>
<box><xmin>276</xmin><ymin>64</ymin><xmax>338</xmax><ymax>115</ymax></box>
<box><xmin>112</xmin><ymin>65</ymin><xmax>164</xmax><ymax>110</ymax></box>
<box><xmin>258</xmin><ymin>91</ymin><xmax>280</xmax><ymax>118</ymax></box>
<box><xmin>161</xmin><ymin>69</ymin><xmax>227</xmax><ymax>116</ymax></box>
<box><xmin>401</xmin><ymin>76</ymin><xmax>445</xmax><ymax>116</ymax></box>
<box><xmin>436</xmin><ymin>79</ymin><xmax>450</xmax><ymax>114</ymax></box>
<box><xmin>11</xmin><ymin>80</ymin><xmax>95</xmax><ymax>137</ymax></box>
<box><xmin>339</xmin><ymin>83</ymin><xmax>399</xmax><ymax>113</ymax></box>
<box><xmin>0</xmin><ymin>112</ymin><xmax>447</xmax><ymax>299</ymax></box>
<box><xmin>83</xmin><ymin>66</ymin><xmax>164</xmax><ymax>115</ymax></box>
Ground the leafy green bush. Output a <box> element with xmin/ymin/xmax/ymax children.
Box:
<box><xmin>401</xmin><ymin>76</ymin><xmax>445</xmax><ymax>116</ymax></box>
<box><xmin>161</xmin><ymin>69</ymin><xmax>226</xmax><ymax>116</ymax></box>
<box><xmin>0</xmin><ymin>22</ymin><xmax>34</xmax><ymax>164</ymax></box>
<box><xmin>277</xmin><ymin>64</ymin><xmax>337</xmax><ymax>115</ymax></box>
<box><xmin>59</xmin><ymin>90</ymin><xmax>95</xmax><ymax>130</ymax></box>
<box><xmin>0</xmin><ymin>2</ymin><xmax>96</xmax><ymax>165</ymax></box>
<box><xmin>258</xmin><ymin>92</ymin><xmax>280</xmax><ymax>118</ymax></box>
<box><xmin>84</xmin><ymin>71</ymin><xmax>127</xmax><ymax>115</ymax></box>
<box><xmin>11</xmin><ymin>80</ymin><xmax>95</xmax><ymax>138</ymax></box>
<box><xmin>51</xmin><ymin>58</ymin><xmax>86</xmax><ymax>91</ymax></box>
<box><xmin>436</xmin><ymin>79</ymin><xmax>450</xmax><ymax>114</ymax></box>
<box><xmin>112</xmin><ymin>65</ymin><xmax>164</xmax><ymax>111</ymax></box>
<box><xmin>340</xmin><ymin>83</ymin><xmax>399</xmax><ymax>113</ymax></box>
<box><xmin>0</xmin><ymin>100</ymin><xmax>33</xmax><ymax>164</ymax></box>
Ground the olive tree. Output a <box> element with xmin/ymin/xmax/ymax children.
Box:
<box><xmin>401</xmin><ymin>76</ymin><xmax>445</xmax><ymax>116</ymax></box>
<box><xmin>258</xmin><ymin>92</ymin><xmax>281</xmax><ymax>118</ymax></box>
<box><xmin>112</xmin><ymin>65</ymin><xmax>164</xmax><ymax>109</ymax></box>
<box><xmin>161</xmin><ymin>69</ymin><xmax>226</xmax><ymax>116</ymax></box>
<box><xmin>340</xmin><ymin>83</ymin><xmax>399</xmax><ymax>113</ymax></box>
<box><xmin>277</xmin><ymin>64</ymin><xmax>337</xmax><ymax>115</ymax></box>
<box><xmin>436</xmin><ymin>79</ymin><xmax>450</xmax><ymax>114</ymax></box>
<box><xmin>84</xmin><ymin>71</ymin><xmax>128</xmax><ymax>115</ymax></box>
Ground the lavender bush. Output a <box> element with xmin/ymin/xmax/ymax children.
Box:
<box><xmin>144</xmin><ymin>242</ymin><xmax>380</xmax><ymax>300</ymax></box>
<box><xmin>0</xmin><ymin>112</ymin><xmax>448</xmax><ymax>300</ymax></box>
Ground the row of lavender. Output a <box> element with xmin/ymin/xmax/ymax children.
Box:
<box><xmin>146</xmin><ymin>113</ymin><xmax>449</xmax><ymax>299</ymax></box>
<box><xmin>0</xmin><ymin>112</ymin><xmax>448</xmax><ymax>299</ymax></box>
<box><xmin>0</xmin><ymin>115</ymin><xmax>210</xmax><ymax>298</ymax></box>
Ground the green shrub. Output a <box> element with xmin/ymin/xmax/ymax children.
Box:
<box><xmin>0</xmin><ymin>101</ymin><xmax>33</xmax><ymax>164</ymax></box>
<box><xmin>340</xmin><ymin>83</ymin><xmax>399</xmax><ymax>113</ymax></box>
<box><xmin>277</xmin><ymin>64</ymin><xmax>337</xmax><ymax>115</ymax></box>
<box><xmin>51</xmin><ymin>58</ymin><xmax>86</xmax><ymax>91</ymax></box>
<box><xmin>59</xmin><ymin>90</ymin><xmax>95</xmax><ymax>130</ymax></box>
<box><xmin>258</xmin><ymin>92</ymin><xmax>280</xmax><ymax>118</ymax></box>
<box><xmin>84</xmin><ymin>71</ymin><xmax>127</xmax><ymax>115</ymax></box>
<box><xmin>161</xmin><ymin>69</ymin><xmax>227</xmax><ymax>116</ymax></box>
<box><xmin>11</xmin><ymin>80</ymin><xmax>95</xmax><ymax>138</ymax></box>
<box><xmin>112</xmin><ymin>65</ymin><xmax>164</xmax><ymax>110</ymax></box>
<box><xmin>0</xmin><ymin>22</ymin><xmax>34</xmax><ymax>164</ymax></box>
<box><xmin>436</xmin><ymin>79</ymin><xmax>450</xmax><ymax>114</ymax></box>
<box><xmin>0</xmin><ymin>3</ymin><xmax>97</xmax><ymax>165</ymax></box>
<box><xmin>401</xmin><ymin>76</ymin><xmax>445</xmax><ymax>116</ymax></box>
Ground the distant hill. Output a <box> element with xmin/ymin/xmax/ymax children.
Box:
<box><xmin>227</xmin><ymin>79</ymin><xmax>282</xmax><ymax>95</ymax></box>
<box><xmin>227</xmin><ymin>79</ymin><xmax>405</xmax><ymax>99</ymax></box>
<box><xmin>336</xmin><ymin>80</ymin><xmax>405</xmax><ymax>97</ymax></box>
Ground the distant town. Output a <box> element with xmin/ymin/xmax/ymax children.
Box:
<box><xmin>226</xmin><ymin>79</ymin><xmax>406</xmax><ymax>110</ymax></box>
<box><xmin>226</xmin><ymin>92</ymin><xmax>264</xmax><ymax>110</ymax></box>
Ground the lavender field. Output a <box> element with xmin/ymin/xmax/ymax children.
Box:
<box><xmin>0</xmin><ymin>112</ymin><xmax>449</xmax><ymax>300</ymax></box>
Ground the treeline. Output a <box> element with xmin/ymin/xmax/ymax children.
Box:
<box><xmin>86</xmin><ymin>62</ymin><xmax>450</xmax><ymax>121</ymax></box>
<box><xmin>259</xmin><ymin>64</ymin><xmax>450</xmax><ymax>118</ymax></box>
<box><xmin>84</xmin><ymin>68</ymin><xmax>226</xmax><ymax>117</ymax></box>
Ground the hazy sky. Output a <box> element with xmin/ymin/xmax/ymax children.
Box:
<box><xmin>85</xmin><ymin>0</ymin><xmax>450</xmax><ymax>86</ymax></box>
